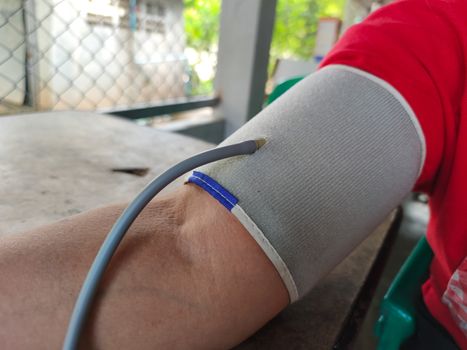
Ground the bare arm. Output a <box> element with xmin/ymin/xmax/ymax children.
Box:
<box><xmin>0</xmin><ymin>185</ymin><xmax>288</xmax><ymax>349</ymax></box>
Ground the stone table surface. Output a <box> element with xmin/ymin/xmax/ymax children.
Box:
<box><xmin>1</xmin><ymin>111</ymin><xmax>395</xmax><ymax>349</ymax></box>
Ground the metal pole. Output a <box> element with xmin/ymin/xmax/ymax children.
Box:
<box><xmin>22</xmin><ymin>0</ymin><xmax>40</xmax><ymax>109</ymax></box>
<box><xmin>215</xmin><ymin>0</ymin><xmax>277</xmax><ymax>136</ymax></box>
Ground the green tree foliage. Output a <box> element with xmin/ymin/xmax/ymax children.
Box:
<box><xmin>183</xmin><ymin>0</ymin><xmax>345</xmax><ymax>94</ymax></box>
<box><xmin>271</xmin><ymin>0</ymin><xmax>345</xmax><ymax>60</ymax></box>
<box><xmin>184</xmin><ymin>0</ymin><xmax>221</xmax><ymax>52</ymax></box>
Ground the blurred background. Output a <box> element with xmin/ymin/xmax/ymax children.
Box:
<box><xmin>0</xmin><ymin>0</ymin><xmax>389</xmax><ymax>136</ymax></box>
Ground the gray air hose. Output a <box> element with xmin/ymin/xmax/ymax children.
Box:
<box><xmin>63</xmin><ymin>139</ymin><xmax>265</xmax><ymax>350</ymax></box>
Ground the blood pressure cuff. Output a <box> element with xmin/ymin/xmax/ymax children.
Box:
<box><xmin>187</xmin><ymin>65</ymin><xmax>425</xmax><ymax>302</ymax></box>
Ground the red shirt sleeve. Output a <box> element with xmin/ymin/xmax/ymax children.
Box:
<box><xmin>320</xmin><ymin>0</ymin><xmax>465</xmax><ymax>194</ymax></box>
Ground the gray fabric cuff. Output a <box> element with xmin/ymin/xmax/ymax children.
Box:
<box><xmin>195</xmin><ymin>65</ymin><xmax>425</xmax><ymax>302</ymax></box>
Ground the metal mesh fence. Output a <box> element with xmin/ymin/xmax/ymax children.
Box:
<box><xmin>0</xmin><ymin>0</ymin><xmax>218</xmax><ymax>115</ymax></box>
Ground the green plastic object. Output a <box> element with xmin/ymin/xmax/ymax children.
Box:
<box><xmin>375</xmin><ymin>236</ymin><xmax>433</xmax><ymax>350</ymax></box>
<box><xmin>266</xmin><ymin>76</ymin><xmax>304</xmax><ymax>105</ymax></box>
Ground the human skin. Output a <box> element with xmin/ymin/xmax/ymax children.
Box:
<box><xmin>0</xmin><ymin>184</ymin><xmax>288</xmax><ymax>349</ymax></box>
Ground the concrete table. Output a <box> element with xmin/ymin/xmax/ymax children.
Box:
<box><xmin>1</xmin><ymin>111</ymin><xmax>397</xmax><ymax>349</ymax></box>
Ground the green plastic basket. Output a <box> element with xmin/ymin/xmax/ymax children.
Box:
<box><xmin>375</xmin><ymin>236</ymin><xmax>433</xmax><ymax>350</ymax></box>
<box><xmin>266</xmin><ymin>76</ymin><xmax>304</xmax><ymax>105</ymax></box>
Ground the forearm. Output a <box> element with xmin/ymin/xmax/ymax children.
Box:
<box><xmin>0</xmin><ymin>185</ymin><xmax>287</xmax><ymax>349</ymax></box>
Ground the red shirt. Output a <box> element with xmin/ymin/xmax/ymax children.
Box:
<box><xmin>321</xmin><ymin>0</ymin><xmax>467</xmax><ymax>347</ymax></box>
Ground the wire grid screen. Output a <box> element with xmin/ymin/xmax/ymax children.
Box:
<box><xmin>0</xmin><ymin>0</ymin><xmax>215</xmax><ymax>115</ymax></box>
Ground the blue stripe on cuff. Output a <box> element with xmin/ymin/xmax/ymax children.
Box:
<box><xmin>187</xmin><ymin>171</ymin><xmax>238</xmax><ymax>211</ymax></box>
